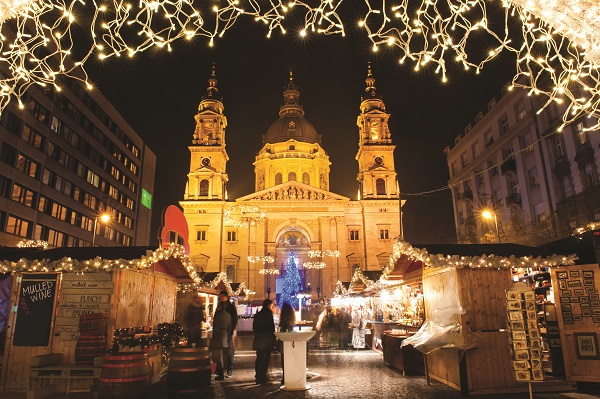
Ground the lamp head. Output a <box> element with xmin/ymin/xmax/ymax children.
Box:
<box><xmin>100</xmin><ymin>214</ymin><xmax>111</xmax><ymax>223</ymax></box>
<box><xmin>481</xmin><ymin>210</ymin><xmax>493</xmax><ymax>220</ymax></box>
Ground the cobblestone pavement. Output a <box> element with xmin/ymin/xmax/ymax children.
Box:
<box><xmin>198</xmin><ymin>350</ymin><xmax>600</xmax><ymax>399</ymax></box>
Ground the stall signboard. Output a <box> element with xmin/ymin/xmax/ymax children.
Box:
<box><xmin>13</xmin><ymin>273</ymin><xmax>58</xmax><ymax>346</ymax></box>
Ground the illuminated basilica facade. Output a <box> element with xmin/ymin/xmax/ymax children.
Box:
<box><xmin>180</xmin><ymin>65</ymin><xmax>402</xmax><ymax>300</ymax></box>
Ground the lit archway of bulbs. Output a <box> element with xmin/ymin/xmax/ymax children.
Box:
<box><xmin>0</xmin><ymin>0</ymin><xmax>598</xmax><ymax>131</ymax></box>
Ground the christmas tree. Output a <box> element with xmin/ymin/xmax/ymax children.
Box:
<box><xmin>279</xmin><ymin>252</ymin><xmax>301</xmax><ymax>309</ymax></box>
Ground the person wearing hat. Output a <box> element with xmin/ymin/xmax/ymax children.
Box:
<box><xmin>218</xmin><ymin>290</ymin><xmax>238</xmax><ymax>377</ymax></box>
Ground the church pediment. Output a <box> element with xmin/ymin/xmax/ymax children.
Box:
<box><xmin>236</xmin><ymin>181</ymin><xmax>349</xmax><ymax>201</ymax></box>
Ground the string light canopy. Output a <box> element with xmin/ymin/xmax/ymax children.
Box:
<box><xmin>383</xmin><ymin>241</ymin><xmax>577</xmax><ymax>279</ymax></box>
<box><xmin>0</xmin><ymin>0</ymin><xmax>598</xmax><ymax>132</ymax></box>
<box><xmin>223</xmin><ymin>204</ymin><xmax>266</xmax><ymax>228</ymax></box>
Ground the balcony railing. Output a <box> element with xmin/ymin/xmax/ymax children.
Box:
<box><xmin>501</xmin><ymin>158</ymin><xmax>517</xmax><ymax>175</ymax></box>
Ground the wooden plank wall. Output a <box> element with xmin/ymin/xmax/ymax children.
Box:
<box><xmin>422</xmin><ymin>267</ymin><xmax>517</xmax><ymax>393</ymax></box>
<box><xmin>151</xmin><ymin>273</ymin><xmax>176</xmax><ymax>326</ymax></box>
<box><xmin>115</xmin><ymin>270</ymin><xmax>153</xmax><ymax>328</ymax></box>
<box><xmin>551</xmin><ymin>264</ymin><xmax>600</xmax><ymax>382</ymax></box>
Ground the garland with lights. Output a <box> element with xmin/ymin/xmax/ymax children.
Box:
<box><xmin>383</xmin><ymin>241</ymin><xmax>577</xmax><ymax>280</ymax></box>
<box><xmin>0</xmin><ymin>0</ymin><xmax>597</xmax><ymax>136</ymax></box>
<box><xmin>349</xmin><ymin>268</ymin><xmax>377</xmax><ymax>292</ymax></box>
<box><xmin>572</xmin><ymin>222</ymin><xmax>600</xmax><ymax>237</ymax></box>
<box><xmin>209</xmin><ymin>272</ymin><xmax>255</xmax><ymax>300</ymax></box>
<box><xmin>0</xmin><ymin>243</ymin><xmax>199</xmax><ymax>276</ymax></box>
<box><xmin>223</xmin><ymin>205</ymin><xmax>266</xmax><ymax>228</ymax></box>
<box><xmin>333</xmin><ymin>280</ymin><xmax>348</xmax><ymax>297</ymax></box>
<box><xmin>17</xmin><ymin>240</ymin><xmax>48</xmax><ymax>249</ymax></box>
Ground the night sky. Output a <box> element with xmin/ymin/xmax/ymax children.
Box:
<box><xmin>85</xmin><ymin>17</ymin><xmax>517</xmax><ymax>245</ymax></box>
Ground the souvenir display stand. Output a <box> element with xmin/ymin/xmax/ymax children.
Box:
<box><xmin>550</xmin><ymin>263</ymin><xmax>600</xmax><ymax>383</ymax></box>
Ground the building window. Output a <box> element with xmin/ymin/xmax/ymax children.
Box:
<box><xmin>352</xmin><ymin>264</ymin><xmax>361</xmax><ymax>275</ymax></box>
<box><xmin>349</xmin><ymin>229</ymin><xmax>360</xmax><ymax>241</ymax></box>
<box><xmin>499</xmin><ymin>115</ymin><xmax>509</xmax><ymax>134</ymax></box>
<box><xmin>471</xmin><ymin>142</ymin><xmax>478</xmax><ymax>160</ymax></box>
<box><xmin>450</xmin><ymin>162</ymin><xmax>456</xmax><ymax>177</ymax></box>
<box><xmin>528</xmin><ymin>167</ymin><xmax>539</xmax><ymax>188</ymax></box>
<box><xmin>196</xmin><ymin>229</ymin><xmax>207</xmax><ymax>241</ymax></box>
<box><xmin>562</xmin><ymin>175</ymin><xmax>573</xmax><ymax>198</ymax></box>
<box><xmin>488</xmin><ymin>160</ymin><xmax>498</xmax><ymax>177</ymax></box>
<box><xmin>275</xmin><ymin>173</ymin><xmax>282</xmax><ymax>185</ymax></box>
<box><xmin>483</xmin><ymin>129</ymin><xmax>493</xmax><ymax>148</ymax></box>
<box><xmin>515</xmin><ymin>101</ymin><xmax>527</xmax><ymax>120</ymax></box>
<box><xmin>460</xmin><ymin>153</ymin><xmax>468</xmax><ymax>168</ymax></box>
<box><xmin>458</xmin><ymin>211</ymin><xmax>464</xmax><ymax>225</ymax></box>
<box><xmin>199</xmin><ymin>179</ymin><xmax>209</xmax><ymax>196</ymax></box>
<box><xmin>379</xmin><ymin>228</ymin><xmax>389</xmax><ymax>239</ymax></box>
<box><xmin>6</xmin><ymin>215</ymin><xmax>30</xmax><ymax>238</ymax></box>
<box><xmin>11</xmin><ymin>184</ymin><xmax>34</xmax><ymax>207</ymax></box>
<box><xmin>302</xmin><ymin>172</ymin><xmax>310</xmax><ymax>185</ymax></box>
<box><xmin>552</xmin><ymin>136</ymin><xmax>565</xmax><ymax>158</ymax></box>
<box><xmin>288</xmin><ymin>172</ymin><xmax>296</xmax><ymax>181</ymax></box>
<box><xmin>583</xmin><ymin>163</ymin><xmax>597</xmax><ymax>189</ymax></box>
<box><xmin>226</xmin><ymin>265</ymin><xmax>235</xmax><ymax>282</ymax></box>
<box><xmin>574</xmin><ymin>122</ymin><xmax>587</xmax><ymax>146</ymax></box>
<box><xmin>376</xmin><ymin>178</ymin><xmax>386</xmax><ymax>195</ymax></box>
<box><xmin>533</xmin><ymin>202</ymin><xmax>546</xmax><ymax>222</ymax></box>
<box><xmin>227</xmin><ymin>230</ymin><xmax>237</xmax><ymax>242</ymax></box>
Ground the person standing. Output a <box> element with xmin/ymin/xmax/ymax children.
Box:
<box><xmin>184</xmin><ymin>294</ymin><xmax>205</xmax><ymax>348</ymax></box>
<box><xmin>210</xmin><ymin>301</ymin><xmax>231</xmax><ymax>381</ymax></box>
<box><xmin>218</xmin><ymin>290</ymin><xmax>238</xmax><ymax>377</ymax></box>
<box><xmin>277</xmin><ymin>302</ymin><xmax>296</xmax><ymax>384</ymax></box>
<box><xmin>253</xmin><ymin>299</ymin><xmax>276</xmax><ymax>385</ymax></box>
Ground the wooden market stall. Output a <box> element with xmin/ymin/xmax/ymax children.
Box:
<box><xmin>0</xmin><ymin>244</ymin><xmax>195</xmax><ymax>394</ymax></box>
<box><xmin>393</xmin><ymin>241</ymin><xmax>576</xmax><ymax>395</ymax></box>
<box><xmin>378</xmin><ymin>254</ymin><xmax>425</xmax><ymax>375</ymax></box>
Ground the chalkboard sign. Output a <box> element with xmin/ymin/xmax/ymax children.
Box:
<box><xmin>14</xmin><ymin>274</ymin><xmax>58</xmax><ymax>346</ymax></box>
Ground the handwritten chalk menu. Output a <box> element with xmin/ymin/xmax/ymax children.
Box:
<box><xmin>507</xmin><ymin>284</ymin><xmax>544</xmax><ymax>382</ymax></box>
<box><xmin>14</xmin><ymin>273</ymin><xmax>58</xmax><ymax>346</ymax></box>
<box><xmin>56</xmin><ymin>272</ymin><xmax>113</xmax><ymax>341</ymax></box>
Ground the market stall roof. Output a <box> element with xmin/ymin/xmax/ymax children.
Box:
<box><xmin>0</xmin><ymin>245</ymin><xmax>196</xmax><ymax>282</ymax></box>
<box><xmin>537</xmin><ymin>230</ymin><xmax>598</xmax><ymax>265</ymax></box>
<box><xmin>348</xmin><ymin>269</ymin><xmax>380</xmax><ymax>294</ymax></box>
<box><xmin>383</xmin><ymin>241</ymin><xmax>576</xmax><ymax>280</ymax></box>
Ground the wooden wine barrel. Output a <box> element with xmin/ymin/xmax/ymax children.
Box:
<box><xmin>75</xmin><ymin>335</ymin><xmax>106</xmax><ymax>365</ymax></box>
<box><xmin>167</xmin><ymin>347</ymin><xmax>211</xmax><ymax>397</ymax></box>
<box><xmin>98</xmin><ymin>352</ymin><xmax>151</xmax><ymax>399</ymax></box>
<box><xmin>79</xmin><ymin>313</ymin><xmax>106</xmax><ymax>336</ymax></box>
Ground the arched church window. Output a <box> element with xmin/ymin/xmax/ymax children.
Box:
<box><xmin>288</xmin><ymin>172</ymin><xmax>297</xmax><ymax>181</ymax></box>
<box><xmin>199</xmin><ymin>179</ymin><xmax>209</xmax><ymax>196</ymax></box>
<box><xmin>226</xmin><ymin>265</ymin><xmax>235</xmax><ymax>282</ymax></box>
<box><xmin>275</xmin><ymin>173</ymin><xmax>282</xmax><ymax>185</ymax></box>
<box><xmin>376</xmin><ymin>178</ymin><xmax>386</xmax><ymax>195</ymax></box>
<box><xmin>302</xmin><ymin>172</ymin><xmax>310</xmax><ymax>185</ymax></box>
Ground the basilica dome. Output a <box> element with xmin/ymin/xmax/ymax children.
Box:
<box><xmin>263</xmin><ymin>116</ymin><xmax>321</xmax><ymax>144</ymax></box>
<box><xmin>262</xmin><ymin>71</ymin><xmax>322</xmax><ymax>145</ymax></box>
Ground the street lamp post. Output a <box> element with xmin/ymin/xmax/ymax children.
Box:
<box><xmin>92</xmin><ymin>214</ymin><xmax>111</xmax><ymax>247</ymax></box>
<box><xmin>482</xmin><ymin>210</ymin><xmax>501</xmax><ymax>243</ymax></box>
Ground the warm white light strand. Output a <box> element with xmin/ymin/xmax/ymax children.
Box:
<box><xmin>0</xmin><ymin>0</ymin><xmax>598</xmax><ymax>131</ymax></box>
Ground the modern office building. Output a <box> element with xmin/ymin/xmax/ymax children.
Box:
<box><xmin>180</xmin><ymin>66</ymin><xmax>402</xmax><ymax>299</ymax></box>
<box><xmin>445</xmin><ymin>83</ymin><xmax>600</xmax><ymax>245</ymax></box>
<box><xmin>0</xmin><ymin>77</ymin><xmax>156</xmax><ymax>248</ymax></box>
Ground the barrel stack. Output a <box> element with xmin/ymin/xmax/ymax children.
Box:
<box><xmin>75</xmin><ymin>312</ymin><xmax>107</xmax><ymax>366</ymax></box>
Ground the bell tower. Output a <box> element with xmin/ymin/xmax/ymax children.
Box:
<box><xmin>355</xmin><ymin>63</ymin><xmax>399</xmax><ymax>200</ymax></box>
<box><xmin>184</xmin><ymin>64</ymin><xmax>229</xmax><ymax>200</ymax></box>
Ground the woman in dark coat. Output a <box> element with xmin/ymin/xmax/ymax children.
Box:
<box><xmin>253</xmin><ymin>299</ymin><xmax>276</xmax><ymax>384</ymax></box>
<box><xmin>210</xmin><ymin>301</ymin><xmax>231</xmax><ymax>380</ymax></box>
<box><xmin>277</xmin><ymin>302</ymin><xmax>296</xmax><ymax>384</ymax></box>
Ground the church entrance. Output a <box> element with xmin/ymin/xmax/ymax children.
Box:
<box><xmin>273</xmin><ymin>229</ymin><xmax>312</xmax><ymax>305</ymax></box>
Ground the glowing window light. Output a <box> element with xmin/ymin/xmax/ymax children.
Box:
<box><xmin>0</xmin><ymin>0</ymin><xmax>597</xmax><ymax>132</ymax></box>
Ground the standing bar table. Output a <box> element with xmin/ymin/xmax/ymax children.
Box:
<box><xmin>275</xmin><ymin>331</ymin><xmax>316</xmax><ymax>391</ymax></box>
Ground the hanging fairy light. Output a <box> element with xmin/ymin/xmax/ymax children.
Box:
<box><xmin>0</xmin><ymin>0</ymin><xmax>598</xmax><ymax>133</ymax></box>
<box><xmin>302</xmin><ymin>261</ymin><xmax>326</xmax><ymax>270</ymax></box>
<box><xmin>223</xmin><ymin>204</ymin><xmax>266</xmax><ymax>228</ymax></box>
<box><xmin>307</xmin><ymin>249</ymin><xmax>340</xmax><ymax>258</ymax></box>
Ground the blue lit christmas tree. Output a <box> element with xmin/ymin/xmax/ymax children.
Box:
<box><xmin>279</xmin><ymin>252</ymin><xmax>301</xmax><ymax>309</ymax></box>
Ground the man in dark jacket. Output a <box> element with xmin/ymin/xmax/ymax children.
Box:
<box><xmin>253</xmin><ymin>298</ymin><xmax>276</xmax><ymax>385</ymax></box>
<box><xmin>184</xmin><ymin>294</ymin><xmax>205</xmax><ymax>347</ymax></box>
<box><xmin>218</xmin><ymin>290</ymin><xmax>238</xmax><ymax>377</ymax></box>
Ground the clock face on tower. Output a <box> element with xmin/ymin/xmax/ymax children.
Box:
<box><xmin>204</xmin><ymin>121</ymin><xmax>215</xmax><ymax>129</ymax></box>
<box><xmin>202</xmin><ymin>158</ymin><xmax>211</xmax><ymax>167</ymax></box>
<box><xmin>374</xmin><ymin>156</ymin><xmax>383</xmax><ymax>166</ymax></box>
